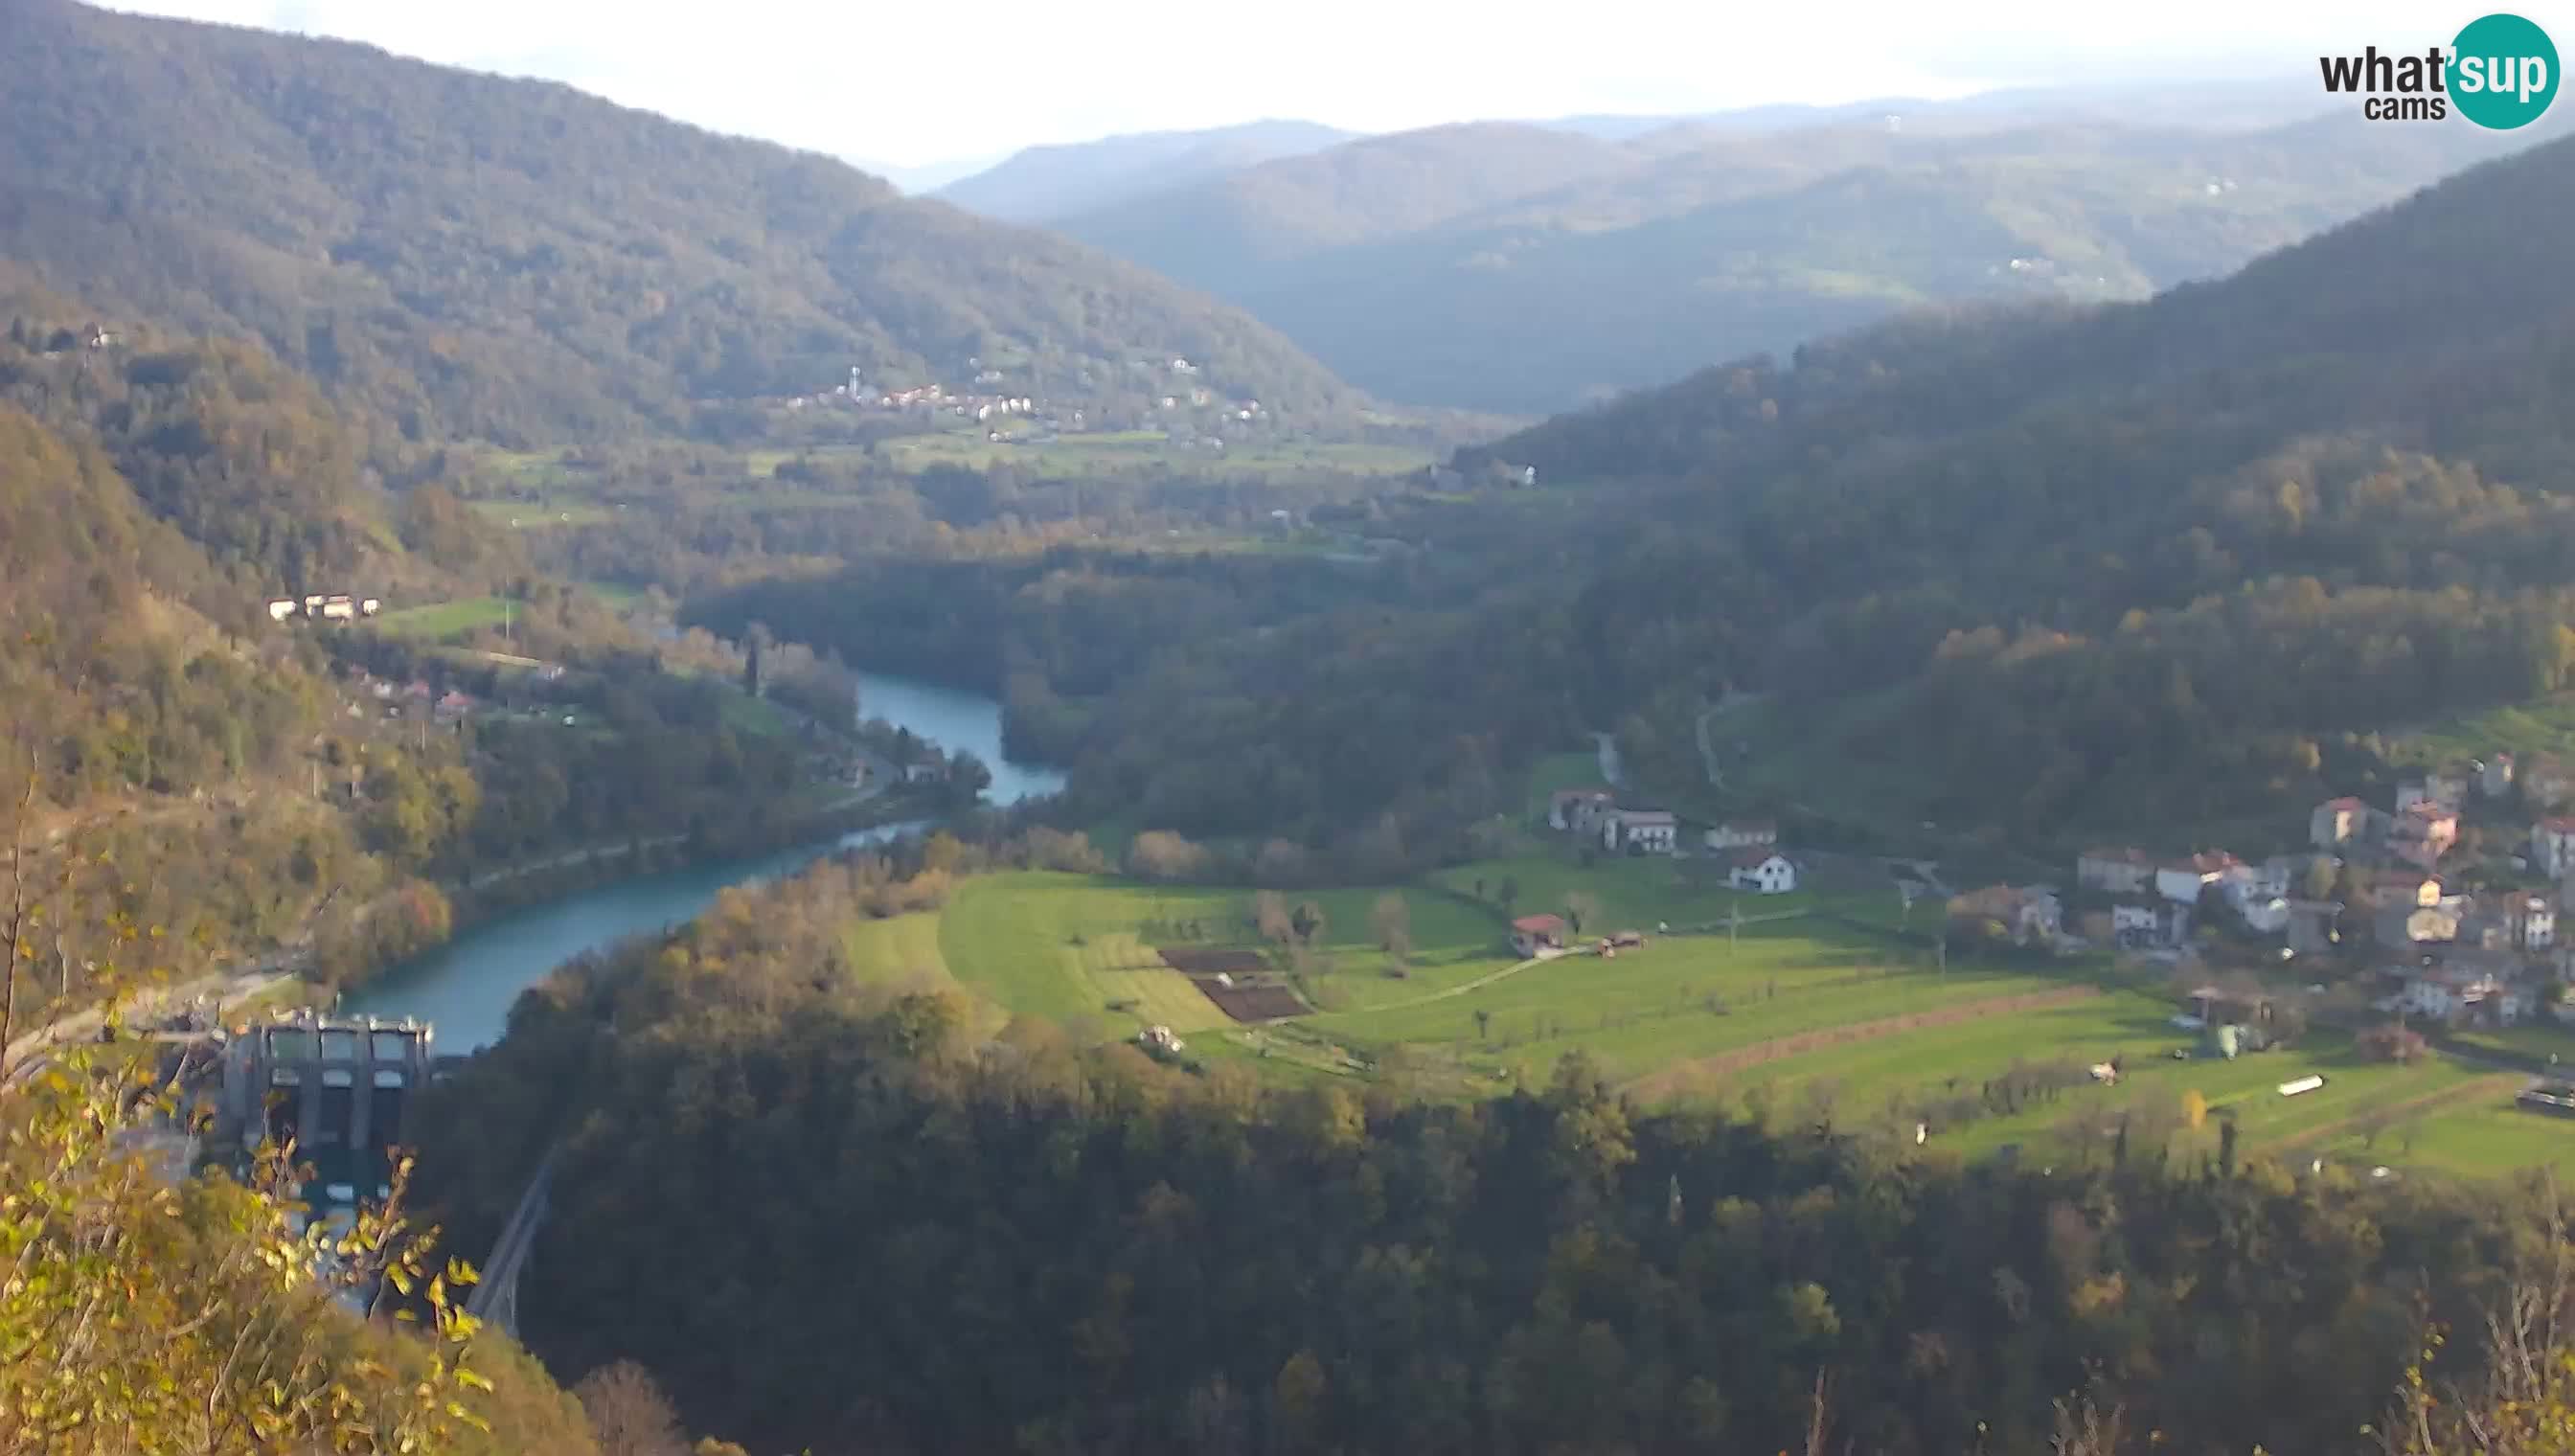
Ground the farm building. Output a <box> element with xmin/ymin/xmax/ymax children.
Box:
<box><xmin>1604</xmin><ymin>808</ymin><xmax>1677</xmax><ymax>855</ymax></box>
<box><xmin>1704</xmin><ymin>819</ymin><xmax>1778</xmax><ymax>852</ymax></box>
<box><xmin>1726</xmin><ymin>849</ymin><xmax>1797</xmax><ymax>895</ymax></box>
<box><xmin>1510</xmin><ymin>914</ymin><xmax>1567</xmax><ymax>957</ymax></box>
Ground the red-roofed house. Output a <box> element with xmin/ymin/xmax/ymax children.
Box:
<box><xmin>2390</xmin><ymin>800</ymin><xmax>2459</xmax><ymax>870</ymax></box>
<box><xmin>2311</xmin><ymin>797</ymin><xmax>2367</xmax><ymax>849</ymax></box>
<box><xmin>1510</xmin><ymin>914</ymin><xmax>1568</xmax><ymax>958</ymax></box>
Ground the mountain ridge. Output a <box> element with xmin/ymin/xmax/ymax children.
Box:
<box><xmin>932</xmin><ymin>118</ymin><xmax>1358</xmax><ymax>223</ymax></box>
<box><xmin>0</xmin><ymin>0</ymin><xmax>1357</xmax><ymax>444</ymax></box>
<box><xmin>1049</xmin><ymin>107</ymin><xmax>2547</xmax><ymax>411</ymax></box>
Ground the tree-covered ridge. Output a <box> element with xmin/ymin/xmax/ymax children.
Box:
<box><xmin>413</xmin><ymin>848</ymin><xmax>2554</xmax><ymax>1456</ymax></box>
<box><xmin>1399</xmin><ymin>133</ymin><xmax>2575</xmax><ymax>835</ymax></box>
<box><xmin>722</xmin><ymin>133</ymin><xmax>2575</xmax><ymax>851</ymax></box>
<box><xmin>0</xmin><ymin>0</ymin><xmax>1356</xmax><ymax>446</ymax></box>
<box><xmin>0</xmin><ymin>284</ymin><xmax>873</xmax><ymax>1021</ymax></box>
<box><xmin>1051</xmin><ymin>109</ymin><xmax>2546</xmax><ymax>412</ymax></box>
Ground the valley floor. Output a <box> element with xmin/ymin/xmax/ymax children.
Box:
<box><xmin>827</xmin><ymin>846</ymin><xmax>2575</xmax><ymax>1182</ymax></box>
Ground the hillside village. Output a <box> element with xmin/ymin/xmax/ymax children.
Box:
<box><xmin>771</xmin><ymin>354</ymin><xmax>1268</xmax><ymax>443</ymax></box>
<box><xmin>1545</xmin><ymin>753</ymin><xmax>2575</xmax><ymax>1039</ymax></box>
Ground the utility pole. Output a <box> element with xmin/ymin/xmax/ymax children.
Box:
<box><xmin>1729</xmin><ymin>901</ymin><xmax>1742</xmax><ymax>952</ymax></box>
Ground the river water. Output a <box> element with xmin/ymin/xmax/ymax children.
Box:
<box><xmin>854</xmin><ymin>669</ymin><xmax>1066</xmax><ymax>805</ymax></box>
<box><xmin>343</xmin><ymin>670</ymin><xmax>1060</xmax><ymax>1052</ymax></box>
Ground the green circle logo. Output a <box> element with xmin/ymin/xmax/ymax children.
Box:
<box><xmin>2450</xmin><ymin>12</ymin><xmax>2559</xmax><ymax>128</ymax></box>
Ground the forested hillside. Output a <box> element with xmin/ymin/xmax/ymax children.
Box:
<box><xmin>1055</xmin><ymin>122</ymin><xmax>1640</xmax><ymax>286</ymax></box>
<box><xmin>0</xmin><ymin>272</ymin><xmax>873</xmax><ymax>1025</ymax></box>
<box><xmin>1461</xmin><ymin>131</ymin><xmax>2575</xmax><ymax>835</ymax></box>
<box><xmin>0</xmin><ymin>0</ymin><xmax>1355</xmax><ymax>445</ymax></box>
<box><xmin>412</xmin><ymin>849</ymin><xmax>2554</xmax><ymax>1456</ymax></box>
<box><xmin>715</xmin><ymin>133</ymin><xmax>2575</xmax><ymax>854</ymax></box>
<box><xmin>1052</xmin><ymin>111</ymin><xmax>2543</xmax><ymax>412</ymax></box>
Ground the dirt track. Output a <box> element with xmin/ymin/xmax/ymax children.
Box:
<box><xmin>1624</xmin><ymin>986</ymin><xmax>2103</xmax><ymax>1101</ymax></box>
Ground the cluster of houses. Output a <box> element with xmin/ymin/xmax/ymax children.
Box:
<box><xmin>267</xmin><ymin>593</ymin><xmax>381</xmax><ymax>624</ymax></box>
<box><xmin>1992</xmin><ymin>753</ymin><xmax>2575</xmax><ymax>1028</ymax></box>
<box><xmin>1543</xmin><ymin>787</ymin><xmax>1799</xmax><ymax>895</ymax></box>
<box><xmin>346</xmin><ymin>673</ymin><xmax>480</xmax><ymax>726</ymax></box>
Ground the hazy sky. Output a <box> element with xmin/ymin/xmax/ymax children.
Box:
<box><xmin>111</xmin><ymin>0</ymin><xmax>2529</xmax><ymax>170</ymax></box>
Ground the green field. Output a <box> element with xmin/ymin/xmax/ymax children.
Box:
<box><xmin>372</xmin><ymin>597</ymin><xmax>513</xmax><ymax>640</ymax></box>
<box><xmin>819</xmin><ymin>857</ymin><xmax>2575</xmax><ymax>1176</ymax></box>
<box><xmin>842</xmin><ymin>912</ymin><xmax>952</xmax><ymax>984</ymax></box>
<box><xmin>2395</xmin><ymin>692</ymin><xmax>2575</xmax><ymax>767</ymax></box>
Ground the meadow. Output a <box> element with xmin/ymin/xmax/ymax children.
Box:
<box><xmin>371</xmin><ymin>596</ymin><xmax>513</xmax><ymax>639</ymax></box>
<box><xmin>803</xmin><ymin>839</ymin><xmax>2575</xmax><ymax>1182</ymax></box>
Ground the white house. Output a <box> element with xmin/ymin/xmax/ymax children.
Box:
<box><xmin>2521</xmin><ymin>896</ymin><xmax>2559</xmax><ymax>950</ymax></box>
<box><xmin>2399</xmin><ymin>962</ymin><xmax>2529</xmax><ymax>1025</ymax></box>
<box><xmin>1549</xmin><ymin>788</ymin><xmax>1615</xmax><ymax>832</ymax></box>
<box><xmin>1727</xmin><ymin>850</ymin><xmax>1797</xmax><ymax>895</ymax></box>
<box><xmin>319</xmin><ymin>595</ymin><xmax>356</xmax><ymax>621</ymax></box>
<box><xmin>2110</xmin><ymin>902</ymin><xmax>2168</xmax><ymax>944</ymax></box>
<box><xmin>265</xmin><ymin>599</ymin><xmax>298</xmax><ymax>623</ymax></box>
<box><xmin>1607</xmin><ymin>808</ymin><xmax>1677</xmax><ymax>855</ymax></box>
<box><xmin>2156</xmin><ymin>852</ymin><xmax>2241</xmax><ymax>906</ymax></box>
<box><xmin>1705</xmin><ymin>819</ymin><xmax>1779</xmax><ymax>852</ymax></box>
<box><xmin>2533</xmin><ymin>818</ymin><xmax>2575</xmax><ymax>878</ymax></box>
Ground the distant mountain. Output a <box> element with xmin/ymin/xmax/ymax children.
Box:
<box><xmin>1052</xmin><ymin>107</ymin><xmax>2546</xmax><ymax>412</ymax></box>
<box><xmin>1453</xmin><ymin>132</ymin><xmax>2575</xmax><ymax>835</ymax></box>
<box><xmin>1051</xmin><ymin>123</ymin><xmax>1642</xmax><ymax>295</ymax></box>
<box><xmin>849</xmin><ymin>151</ymin><xmax>1014</xmax><ymax>194</ymax></box>
<box><xmin>1529</xmin><ymin>79</ymin><xmax>2339</xmax><ymax>141</ymax></box>
<box><xmin>932</xmin><ymin>119</ymin><xmax>1358</xmax><ymax>224</ymax></box>
<box><xmin>0</xmin><ymin>0</ymin><xmax>1356</xmax><ymax>445</ymax></box>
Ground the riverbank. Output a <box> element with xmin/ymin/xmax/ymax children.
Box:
<box><xmin>333</xmin><ymin>668</ymin><xmax>1065</xmax><ymax>1049</ymax></box>
<box><xmin>443</xmin><ymin>783</ymin><xmax>939</xmax><ymax>927</ymax></box>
